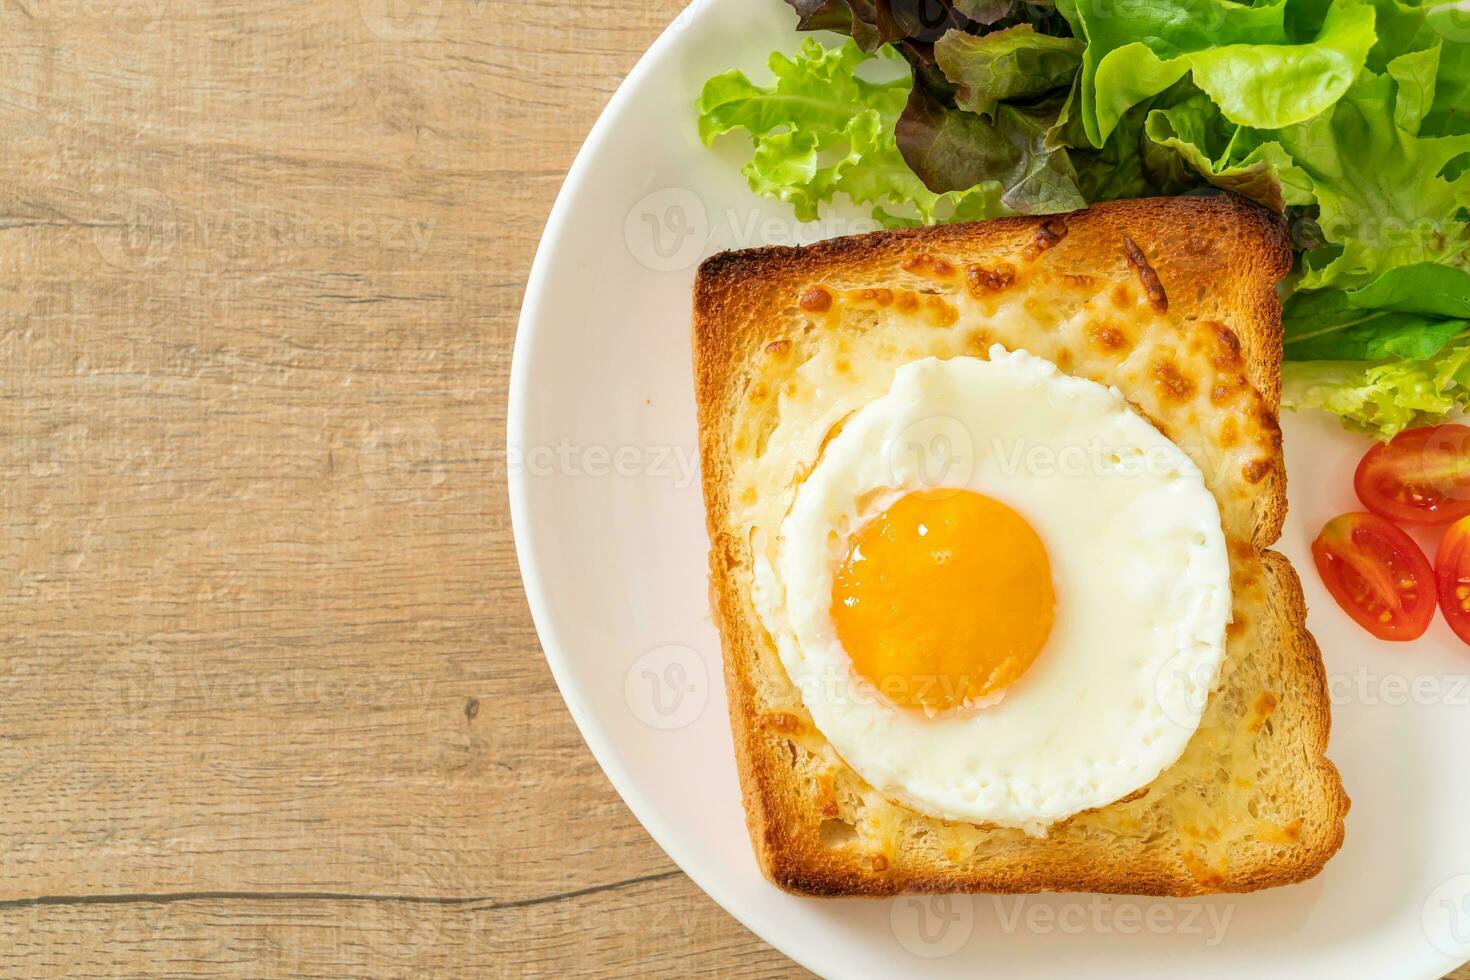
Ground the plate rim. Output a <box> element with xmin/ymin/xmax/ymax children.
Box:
<box><xmin>505</xmin><ymin>7</ymin><xmax>828</xmax><ymax>977</ymax></box>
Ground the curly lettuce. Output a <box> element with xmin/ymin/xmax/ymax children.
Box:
<box><xmin>1056</xmin><ymin>0</ymin><xmax>1377</xmax><ymax>147</ymax></box>
<box><xmin>698</xmin><ymin>40</ymin><xmax>1007</xmax><ymax>225</ymax></box>
<box><xmin>698</xmin><ymin>0</ymin><xmax>1470</xmax><ymax>437</ymax></box>
<box><xmin>1283</xmin><ymin>341</ymin><xmax>1470</xmax><ymax>437</ymax></box>
<box><xmin>1282</xmin><ymin>48</ymin><xmax>1470</xmax><ymax>292</ymax></box>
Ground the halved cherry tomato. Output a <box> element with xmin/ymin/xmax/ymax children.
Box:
<box><xmin>1354</xmin><ymin>423</ymin><xmax>1470</xmax><ymax>525</ymax></box>
<box><xmin>1436</xmin><ymin>516</ymin><xmax>1470</xmax><ymax>645</ymax></box>
<box><xmin>1312</xmin><ymin>512</ymin><xmax>1436</xmax><ymax>641</ymax></box>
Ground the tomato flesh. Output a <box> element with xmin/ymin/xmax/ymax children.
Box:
<box><xmin>1312</xmin><ymin>512</ymin><xmax>1435</xmax><ymax>641</ymax></box>
<box><xmin>1436</xmin><ymin>517</ymin><xmax>1470</xmax><ymax>645</ymax></box>
<box><xmin>1354</xmin><ymin>423</ymin><xmax>1470</xmax><ymax>525</ymax></box>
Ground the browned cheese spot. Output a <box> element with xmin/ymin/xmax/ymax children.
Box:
<box><xmin>1232</xmin><ymin>559</ymin><xmax>1261</xmax><ymax>591</ymax></box>
<box><xmin>765</xmin><ymin>339</ymin><xmax>791</xmax><ymax>358</ymax></box>
<box><xmin>748</xmin><ymin>382</ymin><xmax>768</xmax><ymax>404</ymax></box>
<box><xmin>966</xmin><ymin>263</ymin><xmax>1016</xmax><ymax>296</ymax></box>
<box><xmin>1218</xmin><ymin>415</ymin><xmax>1240</xmax><ymax>448</ymax></box>
<box><xmin>1243</xmin><ymin>458</ymin><xmax>1273</xmax><ymax>484</ymax></box>
<box><xmin>1247</xmin><ymin>691</ymin><xmax>1279</xmax><ymax>734</ymax></box>
<box><xmin>799</xmin><ymin>285</ymin><xmax>832</xmax><ymax>313</ymax></box>
<box><xmin>1152</xmin><ymin>358</ymin><xmax>1197</xmax><ymax>403</ymax></box>
<box><xmin>966</xmin><ymin>330</ymin><xmax>994</xmax><ymax>356</ymax></box>
<box><xmin>1061</xmin><ymin>272</ymin><xmax>1096</xmax><ymax>290</ymax></box>
<box><xmin>1211</xmin><ymin>375</ymin><xmax>1246</xmax><ymax>406</ymax></box>
<box><xmin>1206</xmin><ymin>321</ymin><xmax>1243</xmax><ymax>369</ymax></box>
<box><xmin>902</xmin><ymin>253</ymin><xmax>957</xmax><ymax>279</ymax></box>
<box><xmin>854</xmin><ymin>287</ymin><xmax>894</xmax><ymax>307</ymax></box>
<box><xmin>1087</xmin><ymin>320</ymin><xmax>1132</xmax><ymax>354</ymax></box>
<box><xmin>1123</xmin><ymin>236</ymin><xmax>1168</xmax><ymax>313</ymax></box>
<box><xmin>1257</xmin><ymin>406</ymin><xmax>1283</xmax><ymax>451</ymax></box>
<box><xmin>870</xmin><ymin>854</ymin><xmax>889</xmax><ymax>872</ymax></box>
<box><xmin>895</xmin><ymin>291</ymin><xmax>919</xmax><ymax>314</ymax></box>
<box><xmin>1055</xmin><ymin>348</ymin><xmax>1074</xmax><ymax>372</ymax></box>
<box><xmin>925</xmin><ymin>295</ymin><xmax>959</xmax><ymax>327</ymax></box>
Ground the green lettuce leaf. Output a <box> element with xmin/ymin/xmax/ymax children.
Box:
<box><xmin>1425</xmin><ymin>8</ymin><xmax>1470</xmax><ymax>141</ymax></box>
<box><xmin>1346</xmin><ymin>262</ymin><xmax>1470</xmax><ymax>316</ymax></box>
<box><xmin>1071</xmin><ymin>93</ymin><xmax>1164</xmax><ymax>202</ymax></box>
<box><xmin>1057</xmin><ymin>0</ymin><xmax>1377</xmax><ymax>148</ymax></box>
<box><xmin>695</xmin><ymin>0</ymin><xmax>1470</xmax><ymax>442</ymax></box>
<box><xmin>1283</xmin><ymin>340</ymin><xmax>1470</xmax><ymax>437</ymax></box>
<box><xmin>934</xmin><ymin>25</ymin><xmax>1084</xmax><ymax>119</ymax></box>
<box><xmin>1284</xmin><ymin>263</ymin><xmax>1470</xmax><ymax>364</ymax></box>
<box><xmin>1141</xmin><ymin>93</ymin><xmax>1315</xmax><ymax>210</ymax></box>
<box><xmin>1282</xmin><ymin>287</ymin><xmax>1468</xmax><ymax>359</ymax></box>
<box><xmin>1362</xmin><ymin>0</ymin><xmax>1442</xmax><ymax>67</ymax></box>
<box><xmin>697</xmin><ymin>39</ymin><xmax>1006</xmax><ymax>226</ymax></box>
<box><xmin>1277</xmin><ymin>47</ymin><xmax>1470</xmax><ymax>290</ymax></box>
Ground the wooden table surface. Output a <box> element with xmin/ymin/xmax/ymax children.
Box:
<box><xmin>0</xmin><ymin>1</ymin><xmax>1462</xmax><ymax>976</ymax></box>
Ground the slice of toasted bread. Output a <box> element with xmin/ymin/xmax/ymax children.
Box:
<box><xmin>693</xmin><ymin>194</ymin><xmax>1348</xmax><ymax>896</ymax></box>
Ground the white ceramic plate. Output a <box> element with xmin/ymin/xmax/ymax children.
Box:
<box><xmin>508</xmin><ymin>2</ymin><xmax>1470</xmax><ymax>975</ymax></box>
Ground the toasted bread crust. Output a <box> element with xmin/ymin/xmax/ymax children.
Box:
<box><xmin>694</xmin><ymin>194</ymin><xmax>1347</xmax><ymax>897</ymax></box>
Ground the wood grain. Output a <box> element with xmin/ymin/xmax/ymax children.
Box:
<box><xmin>0</xmin><ymin>0</ymin><xmax>807</xmax><ymax>974</ymax></box>
<box><xmin>0</xmin><ymin>0</ymin><xmax>1457</xmax><ymax>975</ymax></box>
<box><xmin>0</xmin><ymin>875</ymin><xmax>799</xmax><ymax>977</ymax></box>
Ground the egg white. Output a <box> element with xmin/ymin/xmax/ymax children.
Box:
<box><xmin>752</xmin><ymin>347</ymin><xmax>1231</xmax><ymax>834</ymax></box>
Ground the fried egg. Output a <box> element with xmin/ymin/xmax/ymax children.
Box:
<box><xmin>751</xmin><ymin>347</ymin><xmax>1230</xmax><ymax>834</ymax></box>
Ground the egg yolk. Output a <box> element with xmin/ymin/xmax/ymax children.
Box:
<box><xmin>830</xmin><ymin>490</ymin><xmax>1055</xmax><ymax>713</ymax></box>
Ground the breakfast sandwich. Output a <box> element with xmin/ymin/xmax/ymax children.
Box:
<box><xmin>692</xmin><ymin>194</ymin><xmax>1348</xmax><ymax>896</ymax></box>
